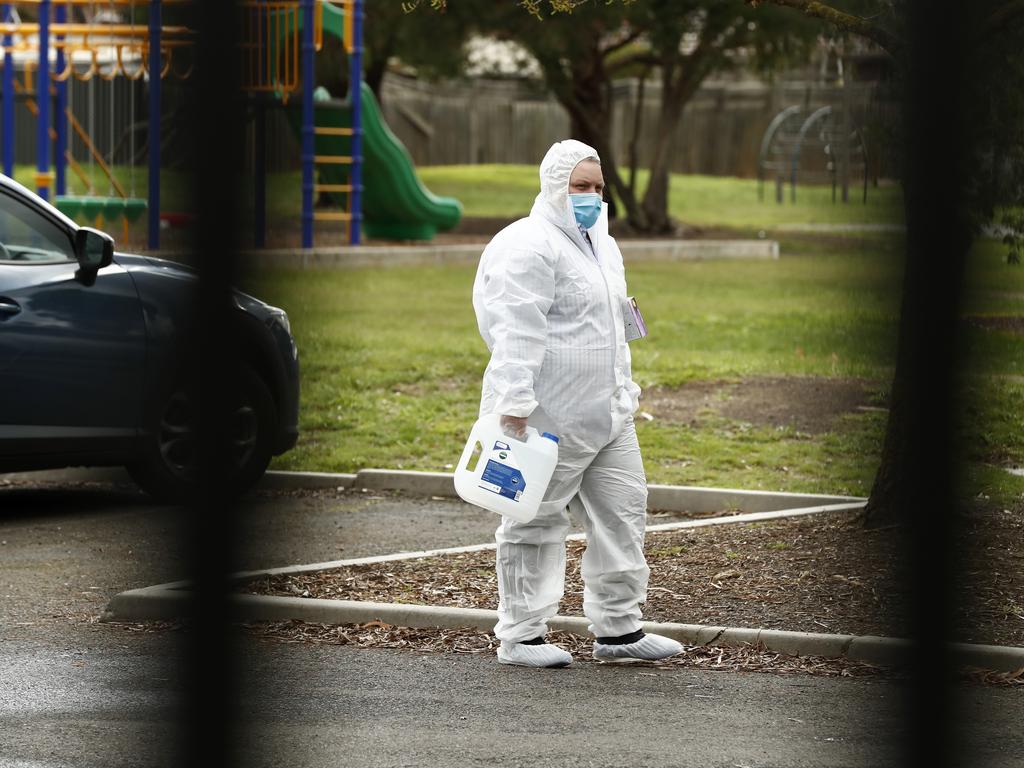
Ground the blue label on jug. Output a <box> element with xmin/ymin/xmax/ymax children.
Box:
<box><xmin>479</xmin><ymin>459</ymin><xmax>525</xmax><ymax>501</ymax></box>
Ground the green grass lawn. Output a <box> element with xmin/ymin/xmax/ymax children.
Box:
<box><xmin>11</xmin><ymin>163</ymin><xmax>904</xmax><ymax>234</ymax></box>
<box><xmin>10</xmin><ymin>162</ymin><xmax>1018</xmax><ymax>501</ymax></box>
<box><xmin>246</xmin><ymin>235</ymin><xmax>1024</xmax><ymax>504</ymax></box>
<box><xmin>417</xmin><ymin>165</ymin><xmax>905</xmax><ymax>231</ymax></box>
<box><xmin>9</xmin><ymin>163</ymin><xmax>192</xmax><ymax>210</ymax></box>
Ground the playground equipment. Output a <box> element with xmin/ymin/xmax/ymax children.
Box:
<box><xmin>2</xmin><ymin>0</ymin><xmax>459</xmax><ymax>248</ymax></box>
<box><xmin>243</xmin><ymin>0</ymin><xmax>367</xmax><ymax>247</ymax></box>
<box><xmin>1</xmin><ymin>0</ymin><xmax>191</xmax><ymax>247</ymax></box>
<box><xmin>757</xmin><ymin>103</ymin><xmax>869</xmax><ymax>205</ymax></box>
<box><xmin>275</xmin><ymin>2</ymin><xmax>461</xmax><ymax>242</ymax></box>
<box><xmin>242</xmin><ymin>0</ymin><xmax>460</xmax><ymax>245</ymax></box>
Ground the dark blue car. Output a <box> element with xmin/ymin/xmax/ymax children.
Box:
<box><xmin>0</xmin><ymin>173</ymin><xmax>299</xmax><ymax>499</ymax></box>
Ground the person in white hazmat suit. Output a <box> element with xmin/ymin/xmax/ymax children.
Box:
<box><xmin>472</xmin><ymin>139</ymin><xmax>684</xmax><ymax>667</ymax></box>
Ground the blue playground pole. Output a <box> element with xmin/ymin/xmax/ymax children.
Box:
<box><xmin>349</xmin><ymin>0</ymin><xmax>362</xmax><ymax>245</ymax></box>
<box><xmin>2</xmin><ymin>4</ymin><xmax>13</xmax><ymax>177</ymax></box>
<box><xmin>300</xmin><ymin>0</ymin><xmax>314</xmax><ymax>249</ymax></box>
<box><xmin>255</xmin><ymin>100</ymin><xmax>266</xmax><ymax>248</ymax></box>
<box><xmin>254</xmin><ymin>0</ymin><xmax>267</xmax><ymax>249</ymax></box>
<box><xmin>148</xmin><ymin>0</ymin><xmax>161</xmax><ymax>250</ymax></box>
<box><xmin>54</xmin><ymin>3</ymin><xmax>66</xmax><ymax>196</ymax></box>
<box><xmin>36</xmin><ymin>0</ymin><xmax>51</xmax><ymax>200</ymax></box>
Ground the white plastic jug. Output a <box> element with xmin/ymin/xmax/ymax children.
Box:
<box><xmin>453</xmin><ymin>413</ymin><xmax>559</xmax><ymax>523</ymax></box>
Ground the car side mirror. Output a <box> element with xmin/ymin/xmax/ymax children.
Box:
<box><xmin>74</xmin><ymin>227</ymin><xmax>114</xmax><ymax>272</ymax></box>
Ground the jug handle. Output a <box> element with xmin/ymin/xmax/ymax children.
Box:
<box><xmin>456</xmin><ymin>435</ymin><xmax>482</xmax><ymax>472</ymax></box>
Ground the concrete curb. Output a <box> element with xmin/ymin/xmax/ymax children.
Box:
<box><xmin>3</xmin><ymin>466</ymin><xmax>865</xmax><ymax>516</ymax></box>
<box><xmin>101</xmin><ymin>587</ymin><xmax>1023</xmax><ymax>673</ymax></box>
<box><xmin>221</xmin><ymin>501</ymin><xmax>866</xmax><ymax>580</ymax></box>
<box><xmin>322</xmin><ymin>468</ymin><xmax>867</xmax><ymax>514</ymax></box>
<box><xmin>29</xmin><ymin>465</ymin><xmax>1019</xmax><ymax>673</ymax></box>
<box><xmin>98</xmin><ymin>499</ymin><xmax>1024</xmax><ymax>673</ymax></box>
<box><xmin>103</xmin><ymin>502</ymin><xmax>863</xmax><ymax>623</ymax></box>
<box><xmin>260</xmin><ymin>470</ymin><xmax>358</xmax><ymax>490</ymax></box>
<box><xmin>774</xmin><ymin>223</ymin><xmax>905</xmax><ymax>234</ymax></box>
<box><xmin>228</xmin><ymin>239</ymin><xmax>779</xmax><ymax>270</ymax></box>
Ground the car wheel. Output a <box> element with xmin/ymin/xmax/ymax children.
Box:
<box><xmin>127</xmin><ymin>364</ymin><xmax>277</xmax><ymax>501</ymax></box>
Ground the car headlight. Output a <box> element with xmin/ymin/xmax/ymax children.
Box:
<box><xmin>266</xmin><ymin>308</ymin><xmax>291</xmax><ymax>336</ymax></box>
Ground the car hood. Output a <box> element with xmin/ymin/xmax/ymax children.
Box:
<box><xmin>113</xmin><ymin>252</ymin><xmax>281</xmax><ymax>316</ymax></box>
<box><xmin>114</xmin><ymin>251</ymin><xmax>197</xmax><ymax>277</ymax></box>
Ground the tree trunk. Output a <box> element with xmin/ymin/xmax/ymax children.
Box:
<box><xmin>862</xmin><ymin>210</ymin><xmax>971</xmax><ymax>529</ymax></box>
<box><xmin>861</xmin><ymin>256</ymin><xmax>916</xmax><ymax>527</ymax></box>
<box><xmin>641</xmin><ymin>72</ymin><xmax>693</xmax><ymax>233</ymax></box>
<box><xmin>364</xmin><ymin>26</ymin><xmax>398</xmax><ymax>106</ymax></box>
<box><xmin>365</xmin><ymin>55</ymin><xmax>388</xmax><ymax>104</ymax></box>
<box><xmin>628</xmin><ymin>73</ymin><xmax>647</xmax><ymax>197</ymax></box>
<box><xmin>553</xmin><ymin>48</ymin><xmax>648</xmax><ymax>230</ymax></box>
<box><xmin>565</xmin><ymin>102</ymin><xmax>647</xmax><ymax>230</ymax></box>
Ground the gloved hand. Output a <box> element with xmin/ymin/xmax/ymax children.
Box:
<box><xmin>500</xmin><ymin>415</ymin><xmax>528</xmax><ymax>440</ymax></box>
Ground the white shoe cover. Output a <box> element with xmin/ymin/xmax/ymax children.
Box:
<box><xmin>592</xmin><ymin>633</ymin><xmax>684</xmax><ymax>663</ymax></box>
<box><xmin>497</xmin><ymin>642</ymin><xmax>573</xmax><ymax>668</ymax></box>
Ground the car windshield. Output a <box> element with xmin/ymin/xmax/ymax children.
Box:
<box><xmin>0</xmin><ymin>190</ymin><xmax>76</xmax><ymax>263</ymax></box>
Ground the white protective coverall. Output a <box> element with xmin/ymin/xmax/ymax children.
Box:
<box><xmin>472</xmin><ymin>139</ymin><xmax>650</xmax><ymax>643</ymax></box>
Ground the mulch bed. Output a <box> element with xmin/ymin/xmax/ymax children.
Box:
<box><xmin>244</xmin><ymin>622</ymin><xmax>886</xmax><ymax>678</ymax></box>
<box><xmin>240</xmin><ymin>507</ymin><xmax>1024</xmax><ymax>682</ymax></box>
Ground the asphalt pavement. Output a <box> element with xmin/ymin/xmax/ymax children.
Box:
<box><xmin>1</xmin><ymin>477</ymin><xmax>1022</xmax><ymax>767</ymax></box>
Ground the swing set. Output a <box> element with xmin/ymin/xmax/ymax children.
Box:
<box><xmin>0</xmin><ymin>0</ymin><xmax>196</xmax><ymax>247</ymax></box>
<box><xmin>1</xmin><ymin>0</ymin><xmax>363</xmax><ymax>249</ymax></box>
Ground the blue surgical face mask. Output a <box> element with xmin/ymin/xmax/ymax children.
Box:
<box><xmin>569</xmin><ymin>193</ymin><xmax>602</xmax><ymax>229</ymax></box>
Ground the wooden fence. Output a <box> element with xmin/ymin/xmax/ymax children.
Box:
<box><xmin>4</xmin><ymin>68</ymin><xmax>896</xmax><ymax>181</ymax></box>
<box><xmin>373</xmin><ymin>73</ymin><xmax>898</xmax><ymax>179</ymax></box>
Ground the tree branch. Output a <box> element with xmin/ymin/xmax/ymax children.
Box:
<box><xmin>600</xmin><ymin>27</ymin><xmax>645</xmax><ymax>57</ymax></box>
<box><xmin>746</xmin><ymin>0</ymin><xmax>902</xmax><ymax>55</ymax></box>
<box><xmin>605</xmin><ymin>50</ymin><xmax>660</xmax><ymax>75</ymax></box>
<box><xmin>666</xmin><ymin>12</ymin><xmax>736</xmax><ymax>103</ymax></box>
<box><xmin>976</xmin><ymin>0</ymin><xmax>1024</xmax><ymax>45</ymax></box>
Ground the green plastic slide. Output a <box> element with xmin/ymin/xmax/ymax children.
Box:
<box><xmin>283</xmin><ymin>2</ymin><xmax>462</xmax><ymax>241</ymax></box>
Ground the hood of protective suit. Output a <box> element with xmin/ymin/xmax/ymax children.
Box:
<box><xmin>531</xmin><ymin>139</ymin><xmax>605</xmax><ymax>237</ymax></box>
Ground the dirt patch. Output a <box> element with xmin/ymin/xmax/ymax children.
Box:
<box><xmin>642</xmin><ymin>376</ymin><xmax>885</xmax><ymax>434</ymax></box>
<box><xmin>245</xmin><ymin>506</ymin><xmax>1024</xmax><ymax>650</ymax></box>
<box><xmin>964</xmin><ymin>316</ymin><xmax>1024</xmax><ymax>335</ymax></box>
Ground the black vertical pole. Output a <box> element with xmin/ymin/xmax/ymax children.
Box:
<box><xmin>148</xmin><ymin>0</ymin><xmax>162</xmax><ymax>250</ymax></box>
<box><xmin>185</xmin><ymin>0</ymin><xmax>243</xmax><ymax>765</ymax></box>
<box><xmin>255</xmin><ymin>99</ymin><xmax>266</xmax><ymax>249</ymax></box>
<box><xmin>899</xmin><ymin>2</ymin><xmax>969</xmax><ymax>766</ymax></box>
<box><xmin>254</xmin><ymin>0</ymin><xmax>267</xmax><ymax>250</ymax></box>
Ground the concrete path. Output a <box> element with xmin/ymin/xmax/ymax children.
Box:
<box><xmin>60</xmin><ymin>468</ymin><xmax>1015</xmax><ymax>673</ymax></box>
<box><xmin>145</xmin><ymin>238</ymin><xmax>777</xmax><ymax>270</ymax></box>
<box><xmin>2</xmin><ymin>476</ymin><xmax>1023</xmax><ymax>767</ymax></box>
